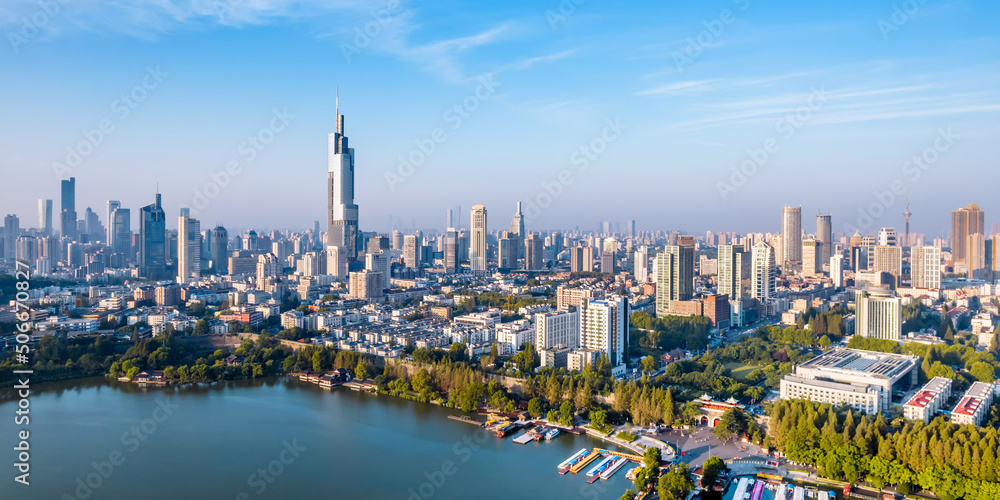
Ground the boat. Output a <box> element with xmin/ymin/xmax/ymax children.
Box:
<box><xmin>751</xmin><ymin>479</ymin><xmax>766</xmax><ymax>500</ymax></box>
<box><xmin>585</xmin><ymin>456</ymin><xmax>615</xmax><ymax>477</ymax></box>
<box><xmin>843</xmin><ymin>485</ymin><xmax>853</xmax><ymax>496</ymax></box>
<box><xmin>775</xmin><ymin>483</ymin><xmax>787</xmax><ymax>500</ymax></box>
<box><xmin>733</xmin><ymin>478</ymin><xmax>750</xmax><ymax>500</ymax></box>
<box><xmin>545</xmin><ymin>428</ymin><xmax>560</xmax><ymax>440</ymax></box>
<box><xmin>600</xmin><ymin>457</ymin><xmax>628</xmax><ymax>480</ymax></box>
<box><xmin>625</xmin><ymin>467</ymin><xmax>639</xmax><ymax>481</ymax></box>
<box><xmin>558</xmin><ymin>449</ymin><xmax>589</xmax><ymax>470</ymax></box>
<box><xmin>793</xmin><ymin>486</ymin><xmax>805</xmax><ymax>500</ymax></box>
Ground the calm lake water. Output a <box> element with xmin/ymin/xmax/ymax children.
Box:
<box><xmin>2</xmin><ymin>377</ymin><xmax>634</xmax><ymax>499</ymax></box>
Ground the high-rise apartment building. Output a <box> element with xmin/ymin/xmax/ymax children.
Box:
<box><xmin>911</xmin><ymin>246</ymin><xmax>941</xmax><ymax>289</ymax></box>
<box><xmin>580</xmin><ymin>296</ymin><xmax>628</xmax><ymax>366</ymax></box>
<box><xmin>256</xmin><ymin>253</ymin><xmax>282</xmax><ymax>291</ymax></box>
<box><xmin>655</xmin><ymin>236</ymin><xmax>695</xmax><ymax>316</ymax></box>
<box><xmin>534</xmin><ymin>308</ymin><xmax>580</xmax><ymax>350</ymax></box>
<box><xmin>524</xmin><ymin>233</ymin><xmax>543</xmax><ymax>271</ymax></box>
<box><xmin>751</xmin><ymin>241</ymin><xmax>775</xmax><ymax>301</ymax></box>
<box><xmin>469</xmin><ymin>204</ymin><xmax>487</xmax><ymax>272</ymax></box>
<box><xmin>634</xmin><ymin>245</ymin><xmax>649</xmax><ymax>283</ymax></box>
<box><xmin>830</xmin><ymin>254</ymin><xmax>844</xmax><ymax>288</ymax></box>
<box><xmin>717</xmin><ymin>244</ymin><xmax>751</xmax><ymax>300</ymax></box>
<box><xmin>781</xmin><ymin>206</ymin><xmax>802</xmax><ymax>267</ymax></box>
<box><xmin>327</xmin><ymin>96</ymin><xmax>359</xmax><ymax>260</ymax></box>
<box><xmin>855</xmin><ymin>288</ymin><xmax>902</xmax><ymax>341</ymax></box>
<box><xmin>403</xmin><ymin>234</ymin><xmax>419</xmax><ymax>268</ymax></box>
<box><xmin>569</xmin><ymin>245</ymin><xmax>592</xmax><ymax>273</ymax></box>
<box><xmin>498</xmin><ymin>231</ymin><xmax>516</xmax><ymax>269</ymax></box>
<box><xmin>139</xmin><ymin>193</ymin><xmax>167</xmax><ymax>280</ymax></box>
<box><xmin>873</xmin><ymin>245</ymin><xmax>903</xmax><ymax>288</ymax></box>
<box><xmin>349</xmin><ymin>270</ymin><xmax>384</xmax><ymax>300</ymax></box>
<box><xmin>952</xmin><ymin>203</ymin><xmax>985</xmax><ymax>267</ymax></box>
<box><xmin>802</xmin><ymin>239</ymin><xmax>820</xmax><ymax>277</ymax></box>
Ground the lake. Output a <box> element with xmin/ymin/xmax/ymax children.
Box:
<box><xmin>2</xmin><ymin>377</ymin><xmax>635</xmax><ymax>499</ymax></box>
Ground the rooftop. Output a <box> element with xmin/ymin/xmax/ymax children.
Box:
<box><xmin>798</xmin><ymin>348</ymin><xmax>918</xmax><ymax>380</ymax></box>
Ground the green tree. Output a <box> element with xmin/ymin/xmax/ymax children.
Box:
<box><xmin>590</xmin><ymin>409</ymin><xmax>608</xmax><ymax>431</ymax></box>
<box><xmin>641</xmin><ymin>355</ymin><xmax>658</xmax><ymax>373</ymax></box>
<box><xmin>558</xmin><ymin>401</ymin><xmax>574</xmax><ymax>427</ymax></box>
<box><xmin>657</xmin><ymin>463</ymin><xmax>694</xmax><ymax>500</ymax></box>
<box><xmin>528</xmin><ymin>397</ymin><xmax>545</xmax><ymax>418</ymax></box>
<box><xmin>701</xmin><ymin>456</ymin><xmax>727</xmax><ymax>486</ymax></box>
<box><xmin>355</xmin><ymin>360</ymin><xmax>368</xmax><ymax>381</ymax></box>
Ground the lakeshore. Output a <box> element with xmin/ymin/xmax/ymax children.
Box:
<box><xmin>1</xmin><ymin>376</ymin><xmax>637</xmax><ymax>500</ymax></box>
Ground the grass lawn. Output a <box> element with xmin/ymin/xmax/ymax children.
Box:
<box><xmin>723</xmin><ymin>361</ymin><xmax>757</xmax><ymax>381</ymax></box>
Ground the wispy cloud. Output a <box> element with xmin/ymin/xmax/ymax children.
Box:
<box><xmin>498</xmin><ymin>49</ymin><xmax>578</xmax><ymax>72</ymax></box>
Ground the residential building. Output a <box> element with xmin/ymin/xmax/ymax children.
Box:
<box><xmin>952</xmin><ymin>203</ymin><xmax>984</xmax><ymax>267</ymax></box>
<box><xmin>911</xmin><ymin>246</ymin><xmax>941</xmax><ymax>289</ymax></box>
<box><xmin>177</xmin><ymin>208</ymin><xmax>201</xmax><ymax>282</ymax></box>
<box><xmin>579</xmin><ymin>296</ymin><xmax>628</xmax><ymax>366</ymax></box>
<box><xmin>534</xmin><ymin>308</ymin><xmax>580</xmax><ymax>350</ymax></box>
<box><xmin>469</xmin><ymin>204</ymin><xmax>487</xmax><ymax>272</ymax></box>
<box><xmin>656</xmin><ymin>236</ymin><xmax>695</xmax><ymax>316</ymax></box>
<box><xmin>951</xmin><ymin>382</ymin><xmax>994</xmax><ymax>427</ymax></box>
<box><xmin>903</xmin><ymin>377</ymin><xmax>952</xmax><ymax>423</ymax></box>
<box><xmin>781</xmin><ymin>205</ymin><xmax>802</xmax><ymax>267</ymax></box>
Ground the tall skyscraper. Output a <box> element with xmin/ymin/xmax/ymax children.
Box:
<box><xmin>469</xmin><ymin>204</ymin><xmax>487</xmax><ymax>272</ymax></box>
<box><xmin>177</xmin><ymin>208</ymin><xmax>201</xmax><ymax>282</ymax></box>
<box><xmin>911</xmin><ymin>246</ymin><xmax>941</xmax><ymax>289</ymax></box>
<box><xmin>110</xmin><ymin>207</ymin><xmax>131</xmax><ymax>259</ymax></box>
<box><xmin>627</xmin><ymin>220</ymin><xmax>636</xmax><ymax>239</ymax></box>
<box><xmin>38</xmin><ymin>199</ymin><xmax>52</xmax><ymax>236</ymax></box>
<box><xmin>445</xmin><ymin>208</ymin><xmax>455</xmax><ymax>230</ymax></box>
<box><xmin>509</xmin><ymin>202</ymin><xmax>524</xmax><ymax>259</ymax></box>
<box><xmin>751</xmin><ymin>241</ymin><xmax>775</xmax><ymax>301</ymax></box>
<box><xmin>816</xmin><ymin>213</ymin><xmax>832</xmax><ymax>265</ymax></box>
<box><xmin>781</xmin><ymin>205</ymin><xmax>802</xmax><ymax>267</ymax></box>
<box><xmin>444</xmin><ymin>228</ymin><xmax>458</xmax><ymax>273</ymax></box>
<box><xmin>952</xmin><ymin>203</ymin><xmax>985</xmax><ymax>267</ymax></box>
<box><xmin>211</xmin><ymin>225</ymin><xmax>229</xmax><ymax>274</ymax></box>
<box><xmin>498</xmin><ymin>231</ymin><xmax>516</xmax><ymax>269</ymax></box>
<box><xmin>718</xmin><ymin>244</ymin><xmax>751</xmax><ymax>300</ymax></box>
<box><xmin>326</xmin><ymin>94</ymin><xmax>359</xmax><ymax>260</ymax></box>
<box><xmin>655</xmin><ymin>236</ymin><xmax>695</xmax><ymax>316</ymax></box>
<box><xmin>139</xmin><ymin>193</ymin><xmax>167</xmax><ymax>280</ymax></box>
<box><xmin>60</xmin><ymin>177</ymin><xmax>77</xmax><ymax>240</ymax></box>
<box><xmin>107</xmin><ymin>200</ymin><xmax>121</xmax><ymax>243</ymax></box>
<box><xmin>3</xmin><ymin>214</ymin><xmax>19</xmax><ymax>261</ymax></box>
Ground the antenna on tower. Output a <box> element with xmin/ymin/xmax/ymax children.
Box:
<box><xmin>336</xmin><ymin>86</ymin><xmax>339</xmax><ymax>117</ymax></box>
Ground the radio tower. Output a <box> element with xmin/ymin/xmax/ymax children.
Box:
<box><xmin>903</xmin><ymin>195</ymin><xmax>912</xmax><ymax>247</ymax></box>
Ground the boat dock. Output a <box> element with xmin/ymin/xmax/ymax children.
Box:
<box><xmin>751</xmin><ymin>480</ymin><xmax>765</xmax><ymax>500</ymax></box>
<box><xmin>592</xmin><ymin>448</ymin><xmax>643</xmax><ymax>462</ymax></box>
<box><xmin>568</xmin><ymin>451</ymin><xmax>600</xmax><ymax>474</ymax></box>
<box><xmin>512</xmin><ymin>432</ymin><xmax>535</xmax><ymax>444</ymax></box>
<box><xmin>447</xmin><ymin>415</ymin><xmax>482</xmax><ymax>426</ymax></box>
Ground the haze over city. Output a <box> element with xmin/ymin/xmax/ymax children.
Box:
<box><xmin>1</xmin><ymin>0</ymin><xmax>999</xmax><ymax>234</ymax></box>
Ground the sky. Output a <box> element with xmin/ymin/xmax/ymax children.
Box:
<box><xmin>0</xmin><ymin>0</ymin><xmax>998</xmax><ymax>238</ymax></box>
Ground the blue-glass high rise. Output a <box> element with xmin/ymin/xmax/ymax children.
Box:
<box><xmin>139</xmin><ymin>193</ymin><xmax>167</xmax><ymax>280</ymax></box>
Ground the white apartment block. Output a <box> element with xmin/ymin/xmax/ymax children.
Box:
<box><xmin>951</xmin><ymin>382</ymin><xmax>995</xmax><ymax>427</ymax></box>
<box><xmin>903</xmin><ymin>377</ymin><xmax>952</xmax><ymax>423</ymax></box>
<box><xmin>534</xmin><ymin>308</ymin><xmax>580</xmax><ymax>351</ymax></box>
<box><xmin>855</xmin><ymin>288</ymin><xmax>902</xmax><ymax>341</ymax></box>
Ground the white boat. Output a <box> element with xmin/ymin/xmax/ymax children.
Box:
<box><xmin>558</xmin><ymin>449</ymin><xmax>588</xmax><ymax>470</ymax></box>
<box><xmin>600</xmin><ymin>457</ymin><xmax>628</xmax><ymax>480</ymax></box>
<box><xmin>585</xmin><ymin>456</ymin><xmax>615</xmax><ymax>477</ymax></box>
<box><xmin>545</xmin><ymin>428</ymin><xmax>560</xmax><ymax>440</ymax></box>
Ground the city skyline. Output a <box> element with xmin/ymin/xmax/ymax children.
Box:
<box><xmin>1</xmin><ymin>1</ymin><xmax>998</xmax><ymax>234</ymax></box>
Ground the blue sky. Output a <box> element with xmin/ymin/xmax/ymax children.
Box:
<box><xmin>0</xmin><ymin>0</ymin><xmax>997</xmax><ymax>237</ymax></box>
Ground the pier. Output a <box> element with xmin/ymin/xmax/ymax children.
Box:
<box><xmin>447</xmin><ymin>415</ymin><xmax>482</xmax><ymax>426</ymax></box>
